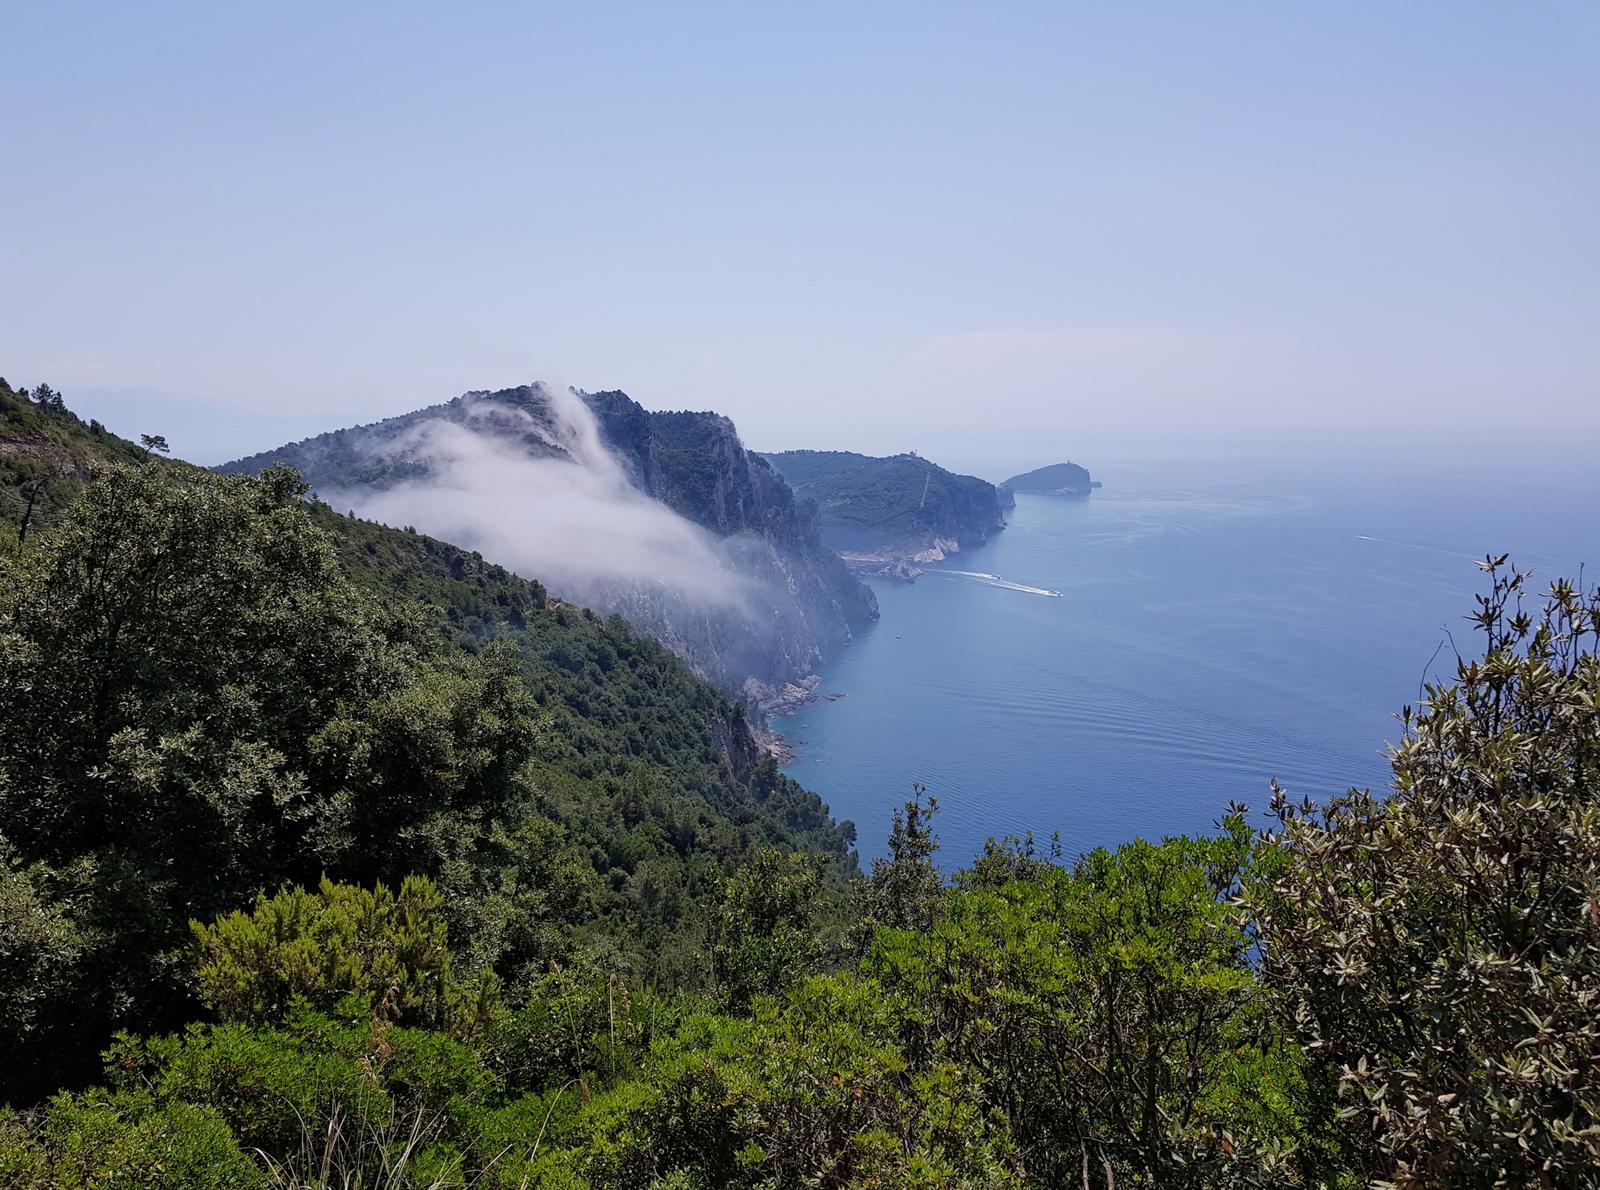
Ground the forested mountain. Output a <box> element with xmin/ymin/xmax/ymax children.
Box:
<box><xmin>219</xmin><ymin>385</ymin><xmax>877</xmax><ymax>708</ymax></box>
<box><xmin>759</xmin><ymin>449</ymin><xmax>1007</xmax><ymax>578</ymax></box>
<box><xmin>5</xmin><ymin>379</ymin><xmax>1600</xmax><ymax>1187</ymax></box>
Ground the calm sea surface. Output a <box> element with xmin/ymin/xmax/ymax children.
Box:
<box><xmin>781</xmin><ymin>456</ymin><xmax>1600</xmax><ymax>868</ymax></box>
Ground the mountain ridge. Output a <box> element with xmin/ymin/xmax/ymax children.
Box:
<box><xmin>219</xmin><ymin>384</ymin><xmax>878</xmax><ymax>710</ymax></box>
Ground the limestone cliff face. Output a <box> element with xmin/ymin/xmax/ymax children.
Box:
<box><xmin>220</xmin><ymin>385</ymin><xmax>877</xmax><ymax>702</ymax></box>
<box><xmin>579</xmin><ymin>392</ymin><xmax>878</xmax><ymax>697</ymax></box>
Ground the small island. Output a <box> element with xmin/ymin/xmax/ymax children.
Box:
<box><xmin>999</xmin><ymin>461</ymin><xmax>1101</xmax><ymax>503</ymax></box>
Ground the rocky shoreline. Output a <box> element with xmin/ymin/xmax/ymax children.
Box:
<box><xmin>743</xmin><ymin>674</ymin><xmax>845</xmax><ymax>760</ymax></box>
<box><xmin>745</xmin><ymin>673</ymin><xmax>846</xmax><ymax>716</ymax></box>
<box><xmin>840</xmin><ymin>554</ymin><xmax>922</xmax><ymax>582</ymax></box>
<box><xmin>839</xmin><ymin>534</ymin><xmax>966</xmax><ymax>583</ymax></box>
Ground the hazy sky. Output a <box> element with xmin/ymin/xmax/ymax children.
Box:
<box><xmin>4</xmin><ymin>1</ymin><xmax>1596</xmax><ymax>465</ymax></box>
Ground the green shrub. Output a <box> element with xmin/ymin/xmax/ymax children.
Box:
<box><xmin>485</xmin><ymin>961</ymin><xmax>639</xmax><ymax>1093</ymax></box>
<box><xmin>0</xmin><ymin>845</ymin><xmax>93</xmax><ymax>1084</ymax></box>
<box><xmin>870</xmin><ymin>824</ymin><xmax>1317</xmax><ymax>1187</ymax></box>
<box><xmin>711</xmin><ymin>848</ymin><xmax>827</xmax><ymax>1010</ymax></box>
<box><xmin>0</xmin><ymin>1090</ymin><xmax>262</xmax><ymax>1189</ymax></box>
<box><xmin>191</xmin><ymin>875</ymin><xmax>493</xmax><ymax>1033</ymax></box>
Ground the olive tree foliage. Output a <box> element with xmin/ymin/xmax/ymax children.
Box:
<box><xmin>1250</xmin><ymin>559</ymin><xmax>1600</xmax><ymax>1186</ymax></box>
<box><xmin>0</xmin><ymin>843</ymin><xmax>94</xmax><ymax>1060</ymax></box>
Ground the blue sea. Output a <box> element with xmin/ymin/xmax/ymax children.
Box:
<box><xmin>781</xmin><ymin>454</ymin><xmax>1600</xmax><ymax>868</ymax></box>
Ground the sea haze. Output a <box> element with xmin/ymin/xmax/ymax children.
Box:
<box><xmin>782</xmin><ymin>454</ymin><xmax>1600</xmax><ymax>868</ymax></box>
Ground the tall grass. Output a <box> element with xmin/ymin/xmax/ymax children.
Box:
<box><xmin>255</xmin><ymin>1101</ymin><xmax>507</xmax><ymax>1190</ymax></box>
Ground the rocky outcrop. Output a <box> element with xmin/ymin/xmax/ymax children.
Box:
<box><xmin>1001</xmin><ymin>461</ymin><xmax>1098</xmax><ymax>497</ymax></box>
<box><xmin>758</xmin><ymin>450</ymin><xmax>1006</xmax><ymax>577</ymax></box>
<box><xmin>220</xmin><ymin>385</ymin><xmax>878</xmax><ymax>703</ymax></box>
<box><xmin>838</xmin><ymin>554</ymin><xmax>924</xmax><ymax>583</ymax></box>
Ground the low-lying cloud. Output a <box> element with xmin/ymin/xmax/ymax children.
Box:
<box><xmin>325</xmin><ymin>385</ymin><xmax>751</xmax><ymax>612</ymax></box>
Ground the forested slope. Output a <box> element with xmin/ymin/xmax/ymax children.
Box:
<box><xmin>0</xmin><ymin>379</ymin><xmax>145</xmax><ymax>539</ymax></box>
<box><xmin>760</xmin><ymin>449</ymin><xmax>1006</xmax><ymax>559</ymax></box>
<box><xmin>0</xmin><ymin>382</ymin><xmax>854</xmax><ymax>1098</ymax></box>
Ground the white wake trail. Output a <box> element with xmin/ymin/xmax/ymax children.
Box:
<box><xmin>935</xmin><ymin>570</ymin><xmax>1062</xmax><ymax>597</ymax></box>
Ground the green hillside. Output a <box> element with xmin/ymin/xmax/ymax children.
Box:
<box><xmin>0</xmin><ymin>379</ymin><xmax>146</xmax><ymax>543</ymax></box>
<box><xmin>760</xmin><ymin>449</ymin><xmax>1005</xmax><ymax>555</ymax></box>
<box><xmin>0</xmin><ymin>383</ymin><xmax>853</xmax><ymax>1093</ymax></box>
<box><xmin>4</xmin><ymin>380</ymin><xmax>1599</xmax><ymax>1187</ymax></box>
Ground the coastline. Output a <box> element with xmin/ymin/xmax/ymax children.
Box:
<box><xmin>839</xmin><ymin>534</ymin><xmax>966</xmax><ymax>583</ymax></box>
<box><xmin>745</xmin><ymin>673</ymin><xmax>845</xmax><ymax>761</ymax></box>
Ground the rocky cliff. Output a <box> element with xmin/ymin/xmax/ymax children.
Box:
<box><xmin>758</xmin><ymin>449</ymin><xmax>1006</xmax><ymax>579</ymax></box>
<box><xmin>220</xmin><ymin>385</ymin><xmax>877</xmax><ymax>707</ymax></box>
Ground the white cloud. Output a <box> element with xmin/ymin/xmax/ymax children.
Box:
<box><xmin>325</xmin><ymin>385</ymin><xmax>753</xmax><ymax>611</ymax></box>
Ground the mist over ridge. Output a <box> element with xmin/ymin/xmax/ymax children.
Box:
<box><xmin>220</xmin><ymin>382</ymin><xmax>878</xmax><ymax>707</ymax></box>
<box><xmin>322</xmin><ymin>386</ymin><xmax>752</xmax><ymax>613</ymax></box>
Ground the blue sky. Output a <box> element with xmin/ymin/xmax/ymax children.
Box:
<box><xmin>3</xmin><ymin>1</ymin><xmax>1596</xmax><ymax>465</ymax></box>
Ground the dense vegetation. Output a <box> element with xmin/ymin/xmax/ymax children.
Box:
<box><xmin>3</xmin><ymin>382</ymin><xmax>1598</xmax><ymax>1187</ymax></box>
<box><xmin>0</xmin><ymin>384</ymin><xmax>851</xmax><ymax>1093</ymax></box>
<box><xmin>759</xmin><ymin>450</ymin><xmax>1005</xmax><ymax>555</ymax></box>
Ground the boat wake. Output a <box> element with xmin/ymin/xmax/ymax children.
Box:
<box><xmin>938</xmin><ymin>570</ymin><xmax>1063</xmax><ymax>598</ymax></box>
<box><xmin>1355</xmin><ymin>534</ymin><xmax>1474</xmax><ymax>561</ymax></box>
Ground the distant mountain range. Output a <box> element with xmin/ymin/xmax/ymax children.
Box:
<box><xmin>220</xmin><ymin>385</ymin><xmax>877</xmax><ymax>711</ymax></box>
<box><xmin>759</xmin><ymin>450</ymin><xmax>1007</xmax><ymax>580</ymax></box>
